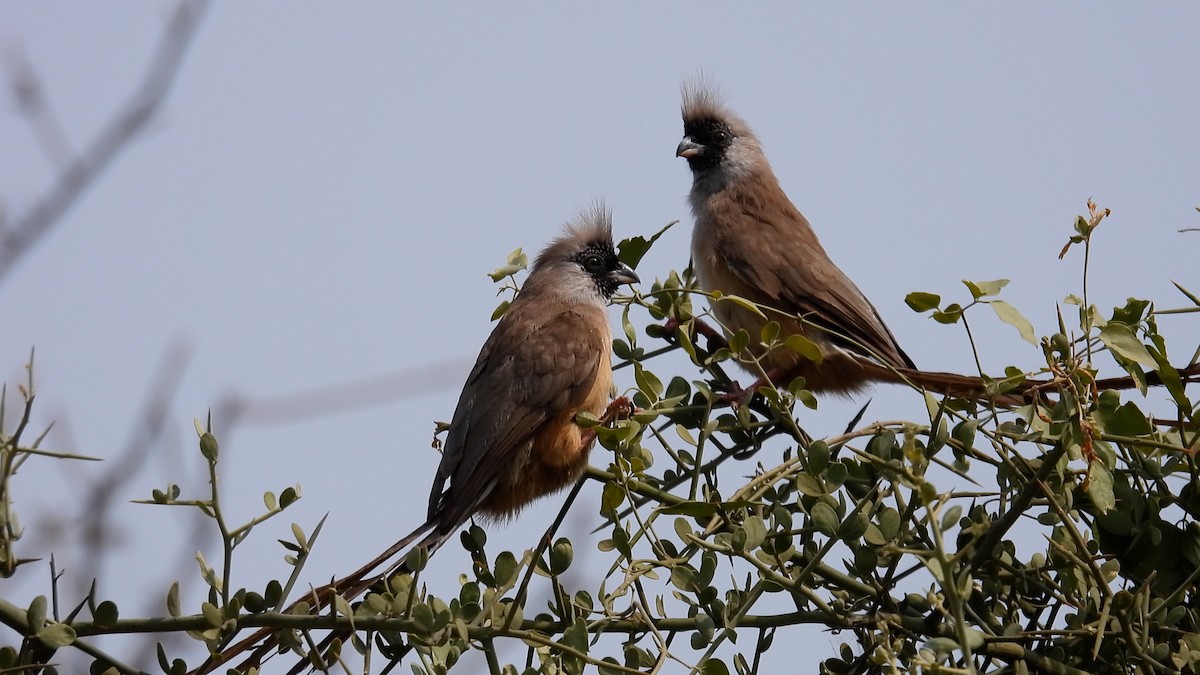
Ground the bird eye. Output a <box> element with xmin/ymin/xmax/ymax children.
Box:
<box><xmin>714</xmin><ymin>130</ymin><xmax>730</xmax><ymax>144</ymax></box>
<box><xmin>581</xmin><ymin>254</ymin><xmax>605</xmax><ymax>271</ymax></box>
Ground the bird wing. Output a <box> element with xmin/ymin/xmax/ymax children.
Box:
<box><xmin>719</xmin><ymin>195</ymin><xmax>915</xmax><ymax>369</ymax></box>
<box><xmin>429</xmin><ymin>303</ymin><xmax>607</xmax><ymax>527</ymax></box>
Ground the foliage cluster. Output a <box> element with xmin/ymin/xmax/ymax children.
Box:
<box><xmin>2</xmin><ymin>203</ymin><xmax>1200</xmax><ymax>675</ymax></box>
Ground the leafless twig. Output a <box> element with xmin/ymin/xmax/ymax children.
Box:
<box><xmin>0</xmin><ymin>0</ymin><xmax>211</xmax><ymax>284</ymax></box>
<box><xmin>215</xmin><ymin>357</ymin><xmax>472</xmax><ymax>429</ymax></box>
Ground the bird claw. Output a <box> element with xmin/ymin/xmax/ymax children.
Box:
<box><xmin>710</xmin><ymin>379</ymin><xmax>758</xmax><ymax>409</ymax></box>
<box><xmin>658</xmin><ymin>317</ymin><xmax>728</xmax><ymax>353</ymax></box>
<box><xmin>601</xmin><ymin>396</ymin><xmax>634</xmax><ymax>424</ymax></box>
<box><xmin>580</xmin><ymin>397</ymin><xmax>636</xmax><ymax>449</ymax></box>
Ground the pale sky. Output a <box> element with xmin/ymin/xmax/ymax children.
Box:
<box><xmin>2</xmin><ymin>3</ymin><xmax>1198</xmax><ymax>672</ymax></box>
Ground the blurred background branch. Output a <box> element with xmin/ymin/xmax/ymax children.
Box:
<box><xmin>0</xmin><ymin>0</ymin><xmax>210</xmax><ymax>284</ymax></box>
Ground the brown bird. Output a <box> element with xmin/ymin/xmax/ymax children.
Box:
<box><xmin>675</xmin><ymin>86</ymin><xmax>1200</xmax><ymax>404</ymax></box>
<box><xmin>414</xmin><ymin>204</ymin><xmax>638</xmax><ymax>553</ymax></box>
<box><xmin>200</xmin><ymin>205</ymin><xmax>638</xmax><ymax>674</ymax></box>
<box><xmin>676</xmin><ymin>84</ymin><xmax>921</xmax><ymax>396</ymax></box>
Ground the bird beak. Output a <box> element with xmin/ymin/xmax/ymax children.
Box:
<box><xmin>676</xmin><ymin>137</ymin><xmax>704</xmax><ymax>159</ymax></box>
<box><xmin>610</xmin><ymin>262</ymin><xmax>639</xmax><ymax>287</ymax></box>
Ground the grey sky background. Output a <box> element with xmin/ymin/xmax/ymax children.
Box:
<box><xmin>2</xmin><ymin>2</ymin><xmax>1198</xmax><ymax>672</ymax></box>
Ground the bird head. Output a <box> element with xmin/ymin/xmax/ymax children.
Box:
<box><xmin>677</xmin><ymin>84</ymin><xmax>765</xmax><ymax>182</ymax></box>
<box><xmin>529</xmin><ymin>204</ymin><xmax>638</xmax><ymax>305</ymax></box>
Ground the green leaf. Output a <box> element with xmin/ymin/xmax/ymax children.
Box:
<box><xmin>905</xmin><ymin>292</ymin><xmax>941</xmax><ymax>313</ymax></box>
<box><xmin>952</xmin><ymin>420</ymin><xmax>978</xmax><ymax>451</ymax></box>
<box><xmin>760</xmin><ymin>321</ymin><xmax>780</xmax><ymax>345</ymax></box>
<box><xmin>35</xmin><ymin>623</ymin><xmax>75</xmax><ymax>649</ymax></box>
<box><xmin>405</xmin><ymin>545</ymin><xmax>429</xmax><ymax>572</ymax></box>
<box><xmin>490</xmin><ymin>299</ymin><xmax>511</xmax><ymax>321</ymax></box>
<box><xmin>718</xmin><ymin>295</ymin><xmax>768</xmax><ymax>320</ymax></box>
<box><xmin>332</xmin><ymin>594</ymin><xmax>351</xmax><ymax>618</ymax></box>
<box><xmin>199</xmin><ymin>432</ymin><xmax>218</xmax><ymax>462</ymax></box>
<box><xmin>742</xmin><ymin>516</ymin><xmax>767</xmax><ymax>551</ymax></box>
<box><xmin>795</xmin><ymin>474</ymin><xmax>826</xmax><ymax>497</ymax></box>
<box><xmin>924</xmin><ymin>636</ymin><xmax>960</xmax><ymax>656</ymax></box>
<box><xmin>990</xmin><ymin>300</ymin><xmax>1037</xmax><ymax>345</ymax></box>
<box><xmin>675</xmin><ymin>326</ymin><xmax>699</xmax><ymax>363</ymax></box>
<box><xmin>784</xmin><ymin>334</ymin><xmax>823</xmax><ymax>363</ymax></box>
<box><xmin>674</xmin><ymin>424</ymin><xmax>697</xmax><ymax>447</ymax></box>
<box><xmin>290</xmin><ymin>522</ymin><xmax>307</xmax><ymax>549</ymax></box>
<box><xmin>279</xmin><ymin>486</ymin><xmax>299</xmax><ymax>509</ymax></box>
<box><xmin>411</xmin><ymin>603</ymin><xmax>435</xmax><ymax>633</ymax></box>
<box><xmin>811</xmin><ymin>502</ymin><xmax>840</xmax><ymax>537</ymax></box>
<box><xmin>93</xmin><ymin>600</ymin><xmax>119</xmax><ymax>628</ymax></box>
<box><xmin>923</xmin><ymin>557</ymin><xmax>947</xmax><ymax>583</ymax></box>
<box><xmin>200</xmin><ymin>602</ymin><xmax>222</xmax><ymax>628</ymax></box>
<box><xmin>940</xmin><ymin>506</ymin><xmax>963</xmax><ymax>532</ymax></box>
<box><xmin>617</xmin><ymin>220</ymin><xmax>676</xmax><ymax>269</ymax></box>
<box><xmin>26</xmin><ymin>596</ymin><xmax>47</xmax><ymax>631</ymax></box>
<box><xmin>1087</xmin><ymin>461</ymin><xmax>1116</xmax><ymax>514</ymax></box>
<box><xmin>167</xmin><ymin>582</ymin><xmax>181</xmax><ymax>618</ymax></box>
<box><xmin>488</xmin><ymin>249</ymin><xmax>527</xmax><ymax>281</ymax></box>
<box><xmin>877</xmin><ymin>508</ymin><xmax>901</xmax><ymax>540</ymax></box>
<box><xmin>673</xmin><ymin>518</ymin><xmax>693</xmax><ymax>541</ymax></box>
<box><xmin>601</xmin><ymin>482</ymin><xmax>625</xmax><ymax>515</ymax></box>
<box><xmin>955</xmin><ymin>629</ymin><xmax>984</xmax><ymax>648</ymax></box>
<box><xmin>264</xmin><ymin>579</ymin><xmax>283</xmax><ymax>608</ymax></box>
<box><xmin>670</xmin><ymin>565</ymin><xmax>696</xmax><ymax>593</ymax></box>
<box><xmin>866</xmin><ymin>430</ymin><xmax>899</xmax><ymax>460</ymax></box>
<box><xmin>1094</xmin><ymin>398</ymin><xmax>1152</xmax><ymax>437</ymax></box>
<box><xmin>488</xmin><ymin>264</ymin><xmax>522</xmax><ymax>282</ymax></box>
<box><xmin>664</xmin><ymin>376</ymin><xmax>691</xmax><ymax>402</ymax></box>
<box><xmin>807</xmin><ymin>440</ymin><xmax>830</xmax><ymax>474</ymax></box>
<box><xmin>1099</xmin><ymin>324</ymin><xmax>1156</xmax><ymax>367</ymax></box>
<box><xmin>549</xmin><ymin>538</ymin><xmax>573</xmax><ymax>574</ymax></box>
<box><xmin>561</xmin><ymin>616</ymin><xmax>590</xmax><ymax>659</ymax></box>
<box><xmin>932</xmin><ymin>304</ymin><xmax>963</xmax><ymax>324</ymax></box>
<box><xmin>1073</xmin><ymin>214</ymin><xmax>1090</xmax><ymax>236</ymax></box>
<box><xmin>728</xmin><ymin>328</ymin><xmax>751</xmax><ymax>355</ymax></box>
<box><xmin>622</xmin><ymin>305</ymin><xmax>637</xmax><ymax>346</ymax></box>
<box><xmin>1148</xmin><ymin>339</ymin><xmax>1190</xmax><ymax>410</ymax></box>
<box><xmin>963</xmin><ymin>278</ymin><xmax>1009</xmax><ymax>300</ymax></box>
<box><xmin>839</xmin><ymin>513</ymin><xmax>869</xmax><ymax>540</ymax></box>
<box><xmin>1111</xmin><ymin>297</ymin><xmax>1151</xmax><ymax>326</ymax></box>
<box><xmin>196</xmin><ymin>551</ymin><xmax>221</xmax><ymax>590</ymax></box>
<box><xmin>633</xmin><ymin>363</ymin><xmax>664</xmax><ymax>400</ymax></box>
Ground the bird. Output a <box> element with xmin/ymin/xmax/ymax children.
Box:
<box><xmin>198</xmin><ymin>205</ymin><xmax>638</xmax><ymax>674</ymax></box>
<box><xmin>676</xmin><ymin>83</ymin><xmax>921</xmax><ymax>397</ymax></box>
<box><xmin>675</xmin><ymin>85</ymin><xmax>1200</xmax><ymax>404</ymax></box>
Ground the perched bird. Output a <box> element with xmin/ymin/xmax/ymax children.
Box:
<box><xmin>415</xmin><ymin>203</ymin><xmax>638</xmax><ymax>553</ymax></box>
<box><xmin>674</xmin><ymin>86</ymin><xmax>1200</xmax><ymax>404</ymax></box>
<box><xmin>676</xmin><ymin>84</ymin><xmax>918</xmax><ymax>396</ymax></box>
<box><xmin>200</xmin><ymin>205</ymin><xmax>638</xmax><ymax>674</ymax></box>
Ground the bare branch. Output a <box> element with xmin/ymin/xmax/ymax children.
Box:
<box><xmin>0</xmin><ymin>0</ymin><xmax>211</xmax><ymax>284</ymax></box>
<box><xmin>215</xmin><ymin>357</ymin><xmax>472</xmax><ymax>428</ymax></box>
<box><xmin>2</xmin><ymin>47</ymin><xmax>75</xmax><ymax>171</ymax></box>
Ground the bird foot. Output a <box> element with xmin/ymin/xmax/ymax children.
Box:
<box><xmin>600</xmin><ymin>396</ymin><xmax>634</xmax><ymax>425</ymax></box>
<box><xmin>711</xmin><ymin>379</ymin><xmax>761</xmax><ymax>409</ymax></box>
<box><xmin>659</xmin><ymin>317</ymin><xmax>728</xmax><ymax>352</ymax></box>
<box><xmin>579</xmin><ymin>396</ymin><xmax>635</xmax><ymax>448</ymax></box>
